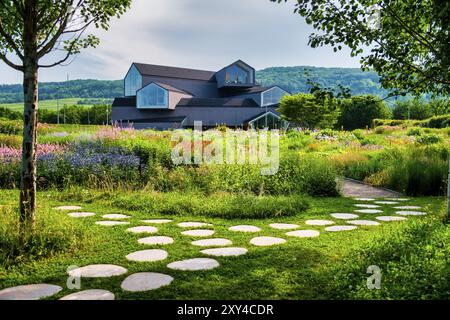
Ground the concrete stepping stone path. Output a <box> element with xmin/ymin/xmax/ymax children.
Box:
<box><xmin>167</xmin><ymin>258</ymin><xmax>220</xmax><ymax>271</ymax></box>
<box><xmin>325</xmin><ymin>226</ymin><xmax>358</xmax><ymax>232</ymax></box>
<box><xmin>305</xmin><ymin>220</ymin><xmax>335</xmax><ymax>226</ymax></box>
<box><xmin>102</xmin><ymin>214</ymin><xmax>130</xmax><ymax>220</ymax></box>
<box><xmin>181</xmin><ymin>229</ymin><xmax>215</xmax><ymax>237</ymax></box>
<box><xmin>376</xmin><ymin>216</ymin><xmax>407</xmax><ymax>221</ymax></box>
<box><xmin>54</xmin><ymin>206</ymin><xmax>82</xmax><ymax>211</ymax></box>
<box><xmin>346</xmin><ymin>220</ymin><xmax>380</xmax><ymax>226</ymax></box>
<box><xmin>286</xmin><ymin>230</ymin><xmax>320</xmax><ymax>238</ymax></box>
<box><xmin>121</xmin><ymin>273</ymin><xmax>174</xmax><ymax>292</ymax></box>
<box><xmin>396</xmin><ymin>211</ymin><xmax>427</xmax><ymax>216</ymax></box>
<box><xmin>250</xmin><ymin>236</ymin><xmax>286</xmax><ymax>246</ymax></box>
<box><xmin>126</xmin><ymin>249</ymin><xmax>168</xmax><ymax>262</ymax></box>
<box><xmin>60</xmin><ymin>289</ymin><xmax>114</xmax><ymax>300</ymax></box>
<box><xmin>330</xmin><ymin>213</ymin><xmax>359</xmax><ymax>220</ymax></box>
<box><xmin>354</xmin><ymin>204</ymin><xmax>381</xmax><ymax>209</ymax></box>
<box><xmin>68</xmin><ymin>264</ymin><xmax>127</xmax><ymax>278</ymax></box>
<box><xmin>385</xmin><ymin>198</ymin><xmax>410</xmax><ymax>201</ymax></box>
<box><xmin>229</xmin><ymin>225</ymin><xmax>261</xmax><ymax>233</ymax></box>
<box><xmin>0</xmin><ymin>284</ymin><xmax>62</xmax><ymax>300</ymax></box>
<box><xmin>138</xmin><ymin>236</ymin><xmax>174</xmax><ymax>245</ymax></box>
<box><xmin>68</xmin><ymin>212</ymin><xmax>96</xmax><ymax>218</ymax></box>
<box><xmin>142</xmin><ymin>219</ymin><xmax>173</xmax><ymax>224</ymax></box>
<box><xmin>127</xmin><ymin>226</ymin><xmax>158</xmax><ymax>234</ymax></box>
<box><xmin>191</xmin><ymin>238</ymin><xmax>232</xmax><ymax>247</ymax></box>
<box><xmin>96</xmin><ymin>221</ymin><xmax>130</xmax><ymax>227</ymax></box>
<box><xmin>201</xmin><ymin>247</ymin><xmax>248</xmax><ymax>257</ymax></box>
<box><xmin>354</xmin><ymin>209</ymin><xmax>383</xmax><ymax>214</ymax></box>
<box><xmin>394</xmin><ymin>206</ymin><xmax>422</xmax><ymax>210</ymax></box>
<box><xmin>269</xmin><ymin>223</ymin><xmax>299</xmax><ymax>230</ymax></box>
<box><xmin>374</xmin><ymin>201</ymin><xmax>399</xmax><ymax>205</ymax></box>
<box><xmin>178</xmin><ymin>222</ymin><xmax>213</xmax><ymax>228</ymax></box>
<box><xmin>354</xmin><ymin>198</ymin><xmax>375</xmax><ymax>201</ymax></box>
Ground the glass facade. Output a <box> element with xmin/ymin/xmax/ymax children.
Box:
<box><xmin>137</xmin><ymin>83</ymin><xmax>168</xmax><ymax>109</ymax></box>
<box><xmin>225</xmin><ymin>64</ymin><xmax>252</xmax><ymax>84</ymax></box>
<box><xmin>262</xmin><ymin>87</ymin><xmax>288</xmax><ymax>106</ymax></box>
<box><xmin>249</xmin><ymin>113</ymin><xmax>288</xmax><ymax>130</ymax></box>
<box><xmin>124</xmin><ymin>65</ymin><xmax>142</xmax><ymax>96</ymax></box>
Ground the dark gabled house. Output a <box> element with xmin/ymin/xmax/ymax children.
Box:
<box><xmin>112</xmin><ymin>60</ymin><xmax>290</xmax><ymax>130</ymax></box>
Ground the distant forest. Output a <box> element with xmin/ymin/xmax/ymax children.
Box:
<box><xmin>0</xmin><ymin>66</ymin><xmax>390</xmax><ymax>104</ymax></box>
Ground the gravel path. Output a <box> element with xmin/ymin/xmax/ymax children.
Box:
<box><xmin>341</xmin><ymin>178</ymin><xmax>402</xmax><ymax>198</ymax></box>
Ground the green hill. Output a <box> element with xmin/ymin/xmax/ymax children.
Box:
<box><xmin>0</xmin><ymin>66</ymin><xmax>389</xmax><ymax>104</ymax></box>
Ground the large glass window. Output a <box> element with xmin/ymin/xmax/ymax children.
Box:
<box><xmin>124</xmin><ymin>65</ymin><xmax>142</xmax><ymax>96</ymax></box>
<box><xmin>225</xmin><ymin>64</ymin><xmax>252</xmax><ymax>84</ymax></box>
<box><xmin>249</xmin><ymin>113</ymin><xmax>288</xmax><ymax>130</ymax></box>
<box><xmin>262</xmin><ymin>87</ymin><xmax>289</xmax><ymax>106</ymax></box>
<box><xmin>137</xmin><ymin>83</ymin><xmax>168</xmax><ymax>109</ymax></box>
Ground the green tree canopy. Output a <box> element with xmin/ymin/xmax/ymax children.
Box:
<box><xmin>392</xmin><ymin>99</ymin><xmax>433</xmax><ymax>120</ymax></box>
<box><xmin>273</xmin><ymin>0</ymin><xmax>450</xmax><ymax>97</ymax></box>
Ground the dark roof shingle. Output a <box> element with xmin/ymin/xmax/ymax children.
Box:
<box><xmin>133</xmin><ymin>63</ymin><xmax>216</xmax><ymax>81</ymax></box>
<box><xmin>176</xmin><ymin>98</ymin><xmax>259</xmax><ymax>108</ymax></box>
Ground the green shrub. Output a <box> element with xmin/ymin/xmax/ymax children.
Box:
<box><xmin>0</xmin><ymin>107</ymin><xmax>22</xmax><ymax>120</ymax></box>
<box><xmin>325</xmin><ymin>216</ymin><xmax>450</xmax><ymax>299</ymax></box>
<box><xmin>0</xmin><ymin>118</ymin><xmax>22</xmax><ymax>135</ymax></box>
<box><xmin>406</xmin><ymin>127</ymin><xmax>422</xmax><ymax>136</ymax></box>
<box><xmin>113</xmin><ymin>192</ymin><xmax>310</xmax><ymax>219</ymax></box>
<box><xmin>416</xmin><ymin>133</ymin><xmax>442</xmax><ymax>144</ymax></box>
<box><xmin>0</xmin><ymin>133</ymin><xmax>22</xmax><ymax>148</ymax></box>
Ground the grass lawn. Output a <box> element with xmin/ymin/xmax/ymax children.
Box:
<box><xmin>0</xmin><ymin>98</ymin><xmax>92</xmax><ymax>112</ymax></box>
<box><xmin>0</xmin><ymin>189</ymin><xmax>447</xmax><ymax>300</ymax></box>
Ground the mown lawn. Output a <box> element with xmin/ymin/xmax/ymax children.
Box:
<box><xmin>0</xmin><ymin>98</ymin><xmax>92</xmax><ymax>112</ymax></box>
<box><xmin>0</xmin><ymin>189</ymin><xmax>447</xmax><ymax>300</ymax></box>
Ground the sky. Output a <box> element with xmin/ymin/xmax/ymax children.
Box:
<box><xmin>0</xmin><ymin>0</ymin><xmax>361</xmax><ymax>84</ymax></box>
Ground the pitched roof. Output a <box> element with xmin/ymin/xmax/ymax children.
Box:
<box><xmin>133</xmin><ymin>63</ymin><xmax>216</xmax><ymax>81</ymax></box>
<box><xmin>176</xmin><ymin>97</ymin><xmax>259</xmax><ymax>108</ymax></box>
<box><xmin>152</xmin><ymin>82</ymin><xmax>193</xmax><ymax>96</ymax></box>
<box><xmin>112</xmin><ymin>96</ymin><xmax>136</xmax><ymax>107</ymax></box>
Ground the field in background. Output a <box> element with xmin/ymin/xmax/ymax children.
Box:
<box><xmin>0</xmin><ymin>98</ymin><xmax>92</xmax><ymax>112</ymax></box>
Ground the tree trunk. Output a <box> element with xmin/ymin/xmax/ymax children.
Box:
<box><xmin>20</xmin><ymin>0</ymin><xmax>39</xmax><ymax>232</ymax></box>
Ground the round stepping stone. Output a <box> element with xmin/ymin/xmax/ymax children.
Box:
<box><xmin>126</xmin><ymin>249</ymin><xmax>168</xmax><ymax>262</ymax></box>
<box><xmin>346</xmin><ymin>220</ymin><xmax>380</xmax><ymax>226</ymax></box>
<box><xmin>138</xmin><ymin>236</ymin><xmax>174</xmax><ymax>245</ymax></box>
<box><xmin>250</xmin><ymin>236</ymin><xmax>286</xmax><ymax>246</ymax></box>
<box><xmin>177</xmin><ymin>222</ymin><xmax>213</xmax><ymax>228</ymax></box>
<box><xmin>68</xmin><ymin>212</ymin><xmax>96</xmax><ymax>218</ymax></box>
<box><xmin>385</xmin><ymin>198</ymin><xmax>410</xmax><ymax>201</ymax></box>
<box><xmin>127</xmin><ymin>226</ymin><xmax>158</xmax><ymax>234</ymax></box>
<box><xmin>376</xmin><ymin>216</ymin><xmax>407</xmax><ymax>221</ymax></box>
<box><xmin>330</xmin><ymin>213</ymin><xmax>359</xmax><ymax>220</ymax></box>
<box><xmin>354</xmin><ymin>209</ymin><xmax>383</xmax><ymax>214</ymax></box>
<box><xmin>396</xmin><ymin>211</ymin><xmax>427</xmax><ymax>216</ymax></box>
<box><xmin>142</xmin><ymin>219</ymin><xmax>172</xmax><ymax>224</ymax></box>
<box><xmin>60</xmin><ymin>289</ymin><xmax>114</xmax><ymax>300</ymax></box>
<box><xmin>54</xmin><ymin>206</ymin><xmax>81</xmax><ymax>211</ymax></box>
<box><xmin>286</xmin><ymin>230</ymin><xmax>320</xmax><ymax>238</ymax></box>
<box><xmin>305</xmin><ymin>220</ymin><xmax>335</xmax><ymax>226</ymax></box>
<box><xmin>201</xmin><ymin>247</ymin><xmax>248</xmax><ymax>257</ymax></box>
<box><xmin>167</xmin><ymin>258</ymin><xmax>220</xmax><ymax>271</ymax></box>
<box><xmin>229</xmin><ymin>225</ymin><xmax>261</xmax><ymax>233</ymax></box>
<box><xmin>0</xmin><ymin>284</ymin><xmax>62</xmax><ymax>300</ymax></box>
<box><xmin>394</xmin><ymin>206</ymin><xmax>422</xmax><ymax>210</ymax></box>
<box><xmin>269</xmin><ymin>223</ymin><xmax>300</xmax><ymax>230</ymax></box>
<box><xmin>102</xmin><ymin>214</ymin><xmax>130</xmax><ymax>220</ymax></box>
<box><xmin>96</xmin><ymin>221</ymin><xmax>129</xmax><ymax>227</ymax></box>
<box><xmin>354</xmin><ymin>198</ymin><xmax>375</xmax><ymax>201</ymax></box>
<box><xmin>374</xmin><ymin>201</ymin><xmax>399</xmax><ymax>205</ymax></box>
<box><xmin>121</xmin><ymin>273</ymin><xmax>173</xmax><ymax>292</ymax></box>
<box><xmin>325</xmin><ymin>226</ymin><xmax>358</xmax><ymax>232</ymax></box>
<box><xmin>191</xmin><ymin>238</ymin><xmax>232</xmax><ymax>247</ymax></box>
<box><xmin>181</xmin><ymin>229</ymin><xmax>215</xmax><ymax>237</ymax></box>
<box><xmin>68</xmin><ymin>264</ymin><xmax>127</xmax><ymax>278</ymax></box>
<box><xmin>354</xmin><ymin>204</ymin><xmax>381</xmax><ymax>208</ymax></box>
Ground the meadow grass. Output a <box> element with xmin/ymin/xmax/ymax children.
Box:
<box><xmin>0</xmin><ymin>98</ymin><xmax>92</xmax><ymax>112</ymax></box>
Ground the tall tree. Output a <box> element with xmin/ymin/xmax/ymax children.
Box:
<box><xmin>0</xmin><ymin>0</ymin><xmax>132</xmax><ymax>231</ymax></box>
<box><xmin>272</xmin><ymin>0</ymin><xmax>450</xmax><ymax>97</ymax></box>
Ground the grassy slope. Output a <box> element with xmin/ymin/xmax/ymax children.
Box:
<box><xmin>0</xmin><ymin>190</ymin><xmax>445</xmax><ymax>300</ymax></box>
<box><xmin>0</xmin><ymin>98</ymin><xmax>92</xmax><ymax>112</ymax></box>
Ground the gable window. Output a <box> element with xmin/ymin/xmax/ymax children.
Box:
<box><xmin>137</xmin><ymin>83</ymin><xmax>168</xmax><ymax>109</ymax></box>
<box><xmin>124</xmin><ymin>65</ymin><xmax>142</xmax><ymax>96</ymax></box>
<box><xmin>225</xmin><ymin>64</ymin><xmax>252</xmax><ymax>85</ymax></box>
<box><xmin>262</xmin><ymin>87</ymin><xmax>289</xmax><ymax>106</ymax></box>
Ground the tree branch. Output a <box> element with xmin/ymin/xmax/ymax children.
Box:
<box><xmin>0</xmin><ymin>51</ymin><xmax>23</xmax><ymax>71</ymax></box>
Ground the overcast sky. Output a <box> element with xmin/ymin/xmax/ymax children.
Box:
<box><xmin>0</xmin><ymin>0</ymin><xmax>361</xmax><ymax>84</ymax></box>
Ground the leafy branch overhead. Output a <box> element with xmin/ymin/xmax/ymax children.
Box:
<box><xmin>0</xmin><ymin>0</ymin><xmax>132</xmax><ymax>70</ymax></box>
<box><xmin>272</xmin><ymin>0</ymin><xmax>450</xmax><ymax>96</ymax></box>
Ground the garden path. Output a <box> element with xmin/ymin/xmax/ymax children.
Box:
<box><xmin>341</xmin><ymin>178</ymin><xmax>402</xmax><ymax>198</ymax></box>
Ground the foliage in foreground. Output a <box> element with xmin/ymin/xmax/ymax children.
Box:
<box><xmin>325</xmin><ymin>214</ymin><xmax>450</xmax><ymax>299</ymax></box>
